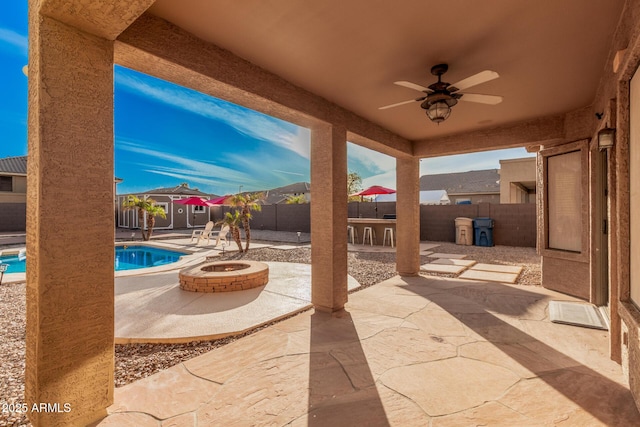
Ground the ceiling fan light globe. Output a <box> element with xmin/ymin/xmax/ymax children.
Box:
<box><xmin>427</xmin><ymin>101</ymin><xmax>451</xmax><ymax>123</ymax></box>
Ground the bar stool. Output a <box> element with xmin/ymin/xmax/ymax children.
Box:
<box><xmin>383</xmin><ymin>227</ymin><xmax>394</xmax><ymax>248</ymax></box>
<box><xmin>347</xmin><ymin>225</ymin><xmax>358</xmax><ymax>245</ymax></box>
<box><xmin>362</xmin><ymin>226</ymin><xmax>376</xmax><ymax>245</ymax></box>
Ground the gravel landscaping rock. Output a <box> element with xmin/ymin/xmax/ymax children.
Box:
<box><xmin>0</xmin><ymin>242</ymin><xmax>539</xmax><ymax>426</ymax></box>
<box><xmin>0</xmin><ymin>283</ymin><xmax>26</xmax><ymax>427</ymax></box>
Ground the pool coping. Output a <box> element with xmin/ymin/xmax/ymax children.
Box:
<box><xmin>0</xmin><ymin>241</ymin><xmax>217</xmax><ymax>284</ymax></box>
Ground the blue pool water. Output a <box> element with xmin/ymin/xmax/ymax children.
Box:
<box><xmin>0</xmin><ymin>246</ymin><xmax>185</xmax><ymax>274</ymax></box>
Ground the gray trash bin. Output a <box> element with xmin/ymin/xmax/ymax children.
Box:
<box><xmin>455</xmin><ymin>217</ymin><xmax>473</xmax><ymax>246</ymax></box>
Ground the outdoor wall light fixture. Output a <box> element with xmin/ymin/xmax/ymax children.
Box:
<box><xmin>597</xmin><ymin>127</ymin><xmax>615</xmax><ymax>149</ymax></box>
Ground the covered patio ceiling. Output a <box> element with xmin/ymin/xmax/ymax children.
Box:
<box><xmin>148</xmin><ymin>0</ymin><xmax>624</xmax><ymax>144</ymax></box>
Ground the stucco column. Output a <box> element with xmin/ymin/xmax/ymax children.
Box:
<box><xmin>396</xmin><ymin>157</ymin><xmax>421</xmax><ymax>275</ymax></box>
<box><xmin>310</xmin><ymin>124</ymin><xmax>348</xmax><ymax>312</ymax></box>
<box><xmin>26</xmin><ymin>12</ymin><xmax>115</xmax><ymax>427</ymax></box>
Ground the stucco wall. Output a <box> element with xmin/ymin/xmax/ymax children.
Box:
<box><xmin>0</xmin><ymin>176</ymin><xmax>27</xmax><ymax>203</ymax></box>
<box><xmin>499</xmin><ymin>157</ymin><xmax>536</xmax><ymax>203</ymax></box>
<box><xmin>620</xmin><ymin>40</ymin><xmax>640</xmax><ymax>409</ymax></box>
<box><xmin>541</xmin><ymin>256</ymin><xmax>590</xmax><ymax>300</ymax></box>
<box><xmin>13</xmin><ymin>175</ymin><xmax>27</xmax><ymax>193</ymax></box>
<box><xmin>0</xmin><ymin>193</ymin><xmax>26</xmax><ymax>203</ymax></box>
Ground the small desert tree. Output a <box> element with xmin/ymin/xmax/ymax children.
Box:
<box><xmin>347</xmin><ymin>171</ymin><xmax>363</xmax><ymax>202</ymax></box>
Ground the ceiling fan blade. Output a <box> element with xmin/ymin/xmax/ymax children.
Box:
<box><xmin>394</xmin><ymin>81</ymin><xmax>431</xmax><ymax>93</ymax></box>
<box><xmin>449</xmin><ymin>70</ymin><xmax>499</xmax><ymax>92</ymax></box>
<box><xmin>379</xmin><ymin>99</ymin><xmax>421</xmax><ymax>110</ymax></box>
<box><xmin>459</xmin><ymin>93</ymin><xmax>503</xmax><ymax>105</ymax></box>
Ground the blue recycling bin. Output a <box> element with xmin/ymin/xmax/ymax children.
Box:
<box><xmin>473</xmin><ymin>217</ymin><xmax>494</xmax><ymax>247</ymax></box>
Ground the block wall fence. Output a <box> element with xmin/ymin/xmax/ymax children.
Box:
<box><xmin>0</xmin><ymin>203</ymin><xmax>27</xmax><ymax>232</ymax></box>
<box><xmin>211</xmin><ymin>202</ymin><xmax>537</xmax><ymax>247</ymax></box>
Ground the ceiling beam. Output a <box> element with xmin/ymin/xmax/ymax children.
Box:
<box><xmin>39</xmin><ymin>0</ymin><xmax>154</xmax><ymax>40</ymax></box>
<box><xmin>115</xmin><ymin>13</ymin><xmax>412</xmax><ymax>158</ymax></box>
<box><xmin>413</xmin><ymin>114</ymin><xmax>565</xmax><ymax>158</ymax></box>
<box><xmin>413</xmin><ymin>106</ymin><xmax>596</xmax><ymax>158</ymax></box>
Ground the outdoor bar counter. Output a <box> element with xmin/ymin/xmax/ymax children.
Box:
<box><xmin>347</xmin><ymin>218</ymin><xmax>396</xmax><ymax>246</ymax></box>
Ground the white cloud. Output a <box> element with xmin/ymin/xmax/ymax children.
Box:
<box><xmin>361</xmin><ymin>170</ymin><xmax>397</xmax><ymax>190</ymax></box>
<box><xmin>420</xmin><ymin>148</ymin><xmax>534</xmax><ymax>176</ymax></box>
<box><xmin>273</xmin><ymin>169</ymin><xmax>305</xmax><ymax>176</ymax></box>
<box><xmin>347</xmin><ymin>142</ymin><xmax>395</xmax><ymax>175</ymax></box>
<box><xmin>141</xmin><ymin>168</ymin><xmax>229</xmax><ymax>187</ymax></box>
<box><xmin>0</xmin><ymin>28</ymin><xmax>27</xmax><ymax>56</ymax></box>
<box><xmin>117</xmin><ymin>139</ymin><xmax>253</xmax><ymax>185</ymax></box>
<box><xmin>115</xmin><ymin>68</ymin><xmax>310</xmax><ymax>159</ymax></box>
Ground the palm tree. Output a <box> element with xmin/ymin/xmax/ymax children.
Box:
<box><xmin>145</xmin><ymin>204</ymin><xmax>167</xmax><ymax>241</ymax></box>
<box><xmin>218</xmin><ymin>211</ymin><xmax>243</xmax><ymax>252</ymax></box>
<box><xmin>122</xmin><ymin>195</ymin><xmax>153</xmax><ymax>240</ymax></box>
<box><xmin>122</xmin><ymin>195</ymin><xmax>166</xmax><ymax>241</ymax></box>
<box><xmin>229</xmin><ymin>192</ymin><xmax>264</xmax><ymax>252</ymax></box>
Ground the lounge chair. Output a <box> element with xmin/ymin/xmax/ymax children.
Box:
<box><xmin>214</xmin><ymin>225</ymin><xmax>230</xmax><ymax>247</ymax></box>
<box><xmin>191</xmin><ymin>221</ymin><xmax>214</xmax><ymax>245</ymax></box>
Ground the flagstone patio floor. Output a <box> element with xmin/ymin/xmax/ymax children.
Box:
<box><xmin>97</xmin><ymin>274</ymin><xmax>640</xmax><ymax>426</ymax></box>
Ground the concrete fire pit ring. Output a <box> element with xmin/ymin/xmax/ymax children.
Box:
<box><xmin>179</xmin><ymin>261</ymin><xmax>269</xmax><ymax>293</ymax></box>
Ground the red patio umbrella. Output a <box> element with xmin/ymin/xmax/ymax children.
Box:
<box><xmin>350</xmin><ymin>185</ymin><xmax>396</xmax><ymax>218</ymax></box>
<box><xmin>173</xmin><ymin>196</ymin><xmax>215</xmax><ymax>206</ymax></box>
<box><xmin>173</xmin><ymin>196</ymin><xmax>215</xmax><ymax>226</ymax></box>
<box><xmin>350</xmin><ymin>185</ymin><xmax>396</xmax><ymax>197</ymax></box>
<box><xmin>207</xmin><ymin>194</ymin><xmax>233</xmax><ymax>205</ymax></box>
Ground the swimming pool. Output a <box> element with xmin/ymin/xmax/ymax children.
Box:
<box><xmin>0</xmin><ymin>246</ymin><xmax>187</xmax><ymax>274</ymax></box>
<box><xmin>115</xmin><ymin>246</ymin><xmax>186</xmax><ymax>271</ymax></box>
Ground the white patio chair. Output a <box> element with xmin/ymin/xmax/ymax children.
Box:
<box><xmin>191</xmin><ymin>221</ymin><xmax>214</xmax><ymax>245</ymax></box>
<box><xmin>214</xmin><ymin>225</ymin><xmax>230</xmax><ymax>247</ymax></box>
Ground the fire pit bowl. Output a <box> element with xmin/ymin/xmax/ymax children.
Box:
<box><xmin>179</xmin><ymin>261</ymin><xmax>269</xmax><ymax>293</ymax></box>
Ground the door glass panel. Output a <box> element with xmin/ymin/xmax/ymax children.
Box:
<box><xmin>547</xmin><ymin>151</ymin><xmax>582</xmax><ymax>252</ymax></box>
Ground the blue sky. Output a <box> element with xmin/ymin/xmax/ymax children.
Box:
<box><xmin>0</xmin><ymin>2</ymin><xmax>533</xmax><ymax>196</ymax></box>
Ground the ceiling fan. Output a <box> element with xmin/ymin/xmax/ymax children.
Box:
<box><xmin>379</xmin><ymin>63</ymin><xmax>503</xmax><ymax>124</ymax></box>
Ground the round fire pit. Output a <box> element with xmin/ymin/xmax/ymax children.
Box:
<box><xmin>179</xmin><ymin>261</ymin><xmax>269</xmax><ymax>293</ymax></box>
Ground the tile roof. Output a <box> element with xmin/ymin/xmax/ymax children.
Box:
<box><xmin>420</xmin><ymin>169</ymin><xmax>500</xmax><ymax>194</ymax></box>
<box><xmin>125</xmin><ymin>184</ymin><xmax>211</xmax><ymax>197</ymax></box>
<box><xmin>0</xmin><ymin>156</ymin><xmax>27</xmax><ymax>175</ymax></box>
<box><xmin>263</xmin><ymin>182</ymin><xmax>310</xmax><ymax>204</ymax></box>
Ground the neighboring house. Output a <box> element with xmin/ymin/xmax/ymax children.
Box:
<box><xmin>117</xmin><ymin>183</ymin><xmax>215</xmax><ymax>230</ymax></box>
<box><xmin>263</xmin><ymin>182</ymin><xmax>310</xmax><ymax>204</ymax></box>
<box><xmin>0</xmin><ymin>156</ymin><xmax>27</xmax><ymax>232</ymax></box>
<box><xmin>499</xmin><ymin>157</ymin><xmax>536</xmax><ymax>203</ymax></box>
<box><xmin>375</xmin><ymin>190</ymin><xmax>451</xmax><ymax>205</ymax></box>
<box><xmin>420</xmin><ymin>169</ymin><xmax>500</xmax><ymax>204</ymax></box>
